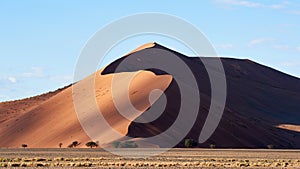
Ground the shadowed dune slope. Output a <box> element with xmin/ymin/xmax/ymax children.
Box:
<box><xmin>102</xmin><ymin>43</ymin><xmax>300</xmax><ymax>148</ymax></box>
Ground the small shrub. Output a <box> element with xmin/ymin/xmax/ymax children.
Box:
<box><xmin>36</xmin><ymin>163</ymin><xmax>45</xmax><ymax>167</ymax></box>
<box><xmin>209</xmin><ymin>144</ymin><xmax>216</xmax><ymax>149</ymax></box>
<box><xmin>119</xmin><ymin>141</ymin><xmax>138</xmax><ymax>148</ymax></box>
<box><xmin>21</xmin><ymin>144</ymin><xmax>28</xmax><ymax>149</ymax></box>
<box><xmin>36</xmin><ymin>158</ymin><xmax>47</xmax><ymax>162</ymax></box>
<box><xmin>20</xmin><ymin>163</ymin><xmax>27</xmax><ymax>167</ymax></box>
<box><xmin>184</xmin><ymin>139</ymin><xmax>198</xmax><ymax>148</ymax></box>
<box><xmin>2</xmin><ymin>163</ymin><xmax>8</xmax><ymax>167</ymax></box>
<box><xmin>72</xmin><ymin>141</ymin><xmax>79</xmax><ymax>147</ymax></box>
<box><xmin>58</xmin><ymin>143</ymin><xmax>63</xmax><ymax>148</ymax></box>
<box><xmin>13</xmin><ymin>158</ymin><xmax>21</xmax><ymax>162</ymax></box>
<box><xmin>112</xmin><ymin>141</ymin><xmax>120</xmax><ymax>148</ymax></box>
<box><xmin>9</xmin><ymin>163</ymin><xmax>20</xmax><ymax>167</ymax></box>
<box><xmin>68</xmin><ymin>141</ymin><xmax>80</xmax><ymax>148</ymax></box>
<box><xmin>85</xmin><ymin>162</ymin><xmax>92</xmax><ymax>167</ymax></box>
<box><xmin>112</xmin><ymin>141</ymin><xmax>138</xmax><ymax>148</ymax></box>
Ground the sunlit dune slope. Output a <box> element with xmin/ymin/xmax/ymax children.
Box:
<box><xmin>0</xmin><ymin>46</ymin><xmax>172</xmax><ymax>148</ymax></box>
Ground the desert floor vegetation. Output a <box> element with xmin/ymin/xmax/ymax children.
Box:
<box><xmin>0</xmin><ymin>148</ymin><xmax>299</xmax><ymax>168</ymax></box>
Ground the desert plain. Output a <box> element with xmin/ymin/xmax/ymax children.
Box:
<box><xmin>0</xmin><ymin>148</ymin><xmax>300</xmax><ymax>168</ymax></box>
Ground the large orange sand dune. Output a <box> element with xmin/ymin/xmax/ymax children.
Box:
<box><xmin>0</xmin><ymin>42</ymin><xmax>300</xmax><ymax>148</ymax></box>
<box><xmin>0</xmin><ymin>45</ymin><xmax>172</xmax><ymax>148</ymax></box>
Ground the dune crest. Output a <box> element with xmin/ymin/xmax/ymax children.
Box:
<box><xmin>125</xmin><ymin>42</ymin><xmax>156</xmax><ymax>56</ymax></box>
<box><xmin>277</xmin><ymin>124</ymin><xmax>300</xmax><ymax>133</ymax></box>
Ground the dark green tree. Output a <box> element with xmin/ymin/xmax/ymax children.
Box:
<box><xmin>21</xmin><ymin>144</ymin><xmax>28</xmax><ymax>149</ymax></box>
<box><xmin>85</xmin><ymin>141</ymin><xmax>98</xmax><ymax>148</ymax></box>
<box><xmin>184</xmin><ymin>139</ymin><xmax>198</xmax><ymax>148</ymax></box>
<box><xmin>72</xmin><ymin>141</ymin><xmax>79</xmax><ymax>147</ymax></box>
<box><xmin>68</xmin><ymin>141</ymin><xmax>80</xmax><ymax>148</ymax></box>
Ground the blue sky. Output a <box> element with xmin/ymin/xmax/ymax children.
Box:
<box><xmin>0</xmin><ymin>0</ymin><xmax>300</xmax><ymax>101</ymax></box>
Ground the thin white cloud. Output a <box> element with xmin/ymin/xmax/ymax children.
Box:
<box><xmin>2</xmin><ymin>66</ymin><xmax>72</xmax><ymax>86</ymax></box>
<box><xmin>49</xmin><ymin>74</ymin><xmax>73</xmax><ymax>85</ymax></box>
<box><xmin>0</xmin><ymin>66</ymin><xmax>73</xmax><ymax>102</ymax></box>
<box><xmin>7</xmin><ymin>77</ymin><xmax>17</xmax><ymax>83</ymax></box>
<box><xmin>272</xmin><ymin>45</ymin><xmax>300</xmax><ymax>52</ymax></box>
<box><xmin>215</xmin><ymin>0</ymin><xmax>289</xmax><ymax>9</ymax></box>
<box><xmin>289</xmin><ymin>10</ymin><xmax>300</xmax><ymax>15</ymax></box>
<box><xmin>248</xmin><ymin>38</ymin><xmax>274</xmax><ymax>47</ymax></box>
<box><xmin>0</xmin><ymin>94</ymin><xmax>9</xmax><ymax>101</ymax></box>
<box><xmin>272</xmin><ymin>45</ymin><xmax>290</xmax><ymax>50</ymax></box>
<box><xmin>215</xmin><ymin>0</ymin><xmax>261</xmax><ymax>8</ymax></box>
<box><xmin>282</xmin><ymin>62</ymin><xmax>300</xmax><ymax>67</ymax></box>
<box><xmin>217</xmin><ymin>44</ymin><xmax>234</xmax><ymax>49</ymax></box>
<box><xmin>21</xmin><ymin>66</ymin><xmax>45</xmax><ymax>78</ymax></box>
<box><xmin>269</xmin><ymin>1</ymin><xmax>290</xmax><ymax>9</ymax></box>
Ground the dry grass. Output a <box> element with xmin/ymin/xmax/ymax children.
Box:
<box><xmin>0</xmin><ymin>148</ymin><xmax>300</xmax><ymax>168</ymax></box>
<box><xmin>1</xmin><ymin>157</ymin><xmax>299</xmax><ymax>168</ymax></box>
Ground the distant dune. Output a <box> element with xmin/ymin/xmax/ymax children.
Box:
<box><xmin>0</xmin><ymin>43</ymin><xmax>299</xmax><ymax>148</ymax></box>
<box><xmin>0</xmin><ymin>86</ymin><xmax>69</xmax><ymax>124</ymax></box>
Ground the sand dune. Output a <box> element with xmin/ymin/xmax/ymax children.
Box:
<box><xmin>0</xmin><ymin>87</ymin><xmax>68</xmax><ymax>124</ymax></box>
<box><xmin>0</xmin><ymin>42</ymin><xmax>299</xmax><ymax>148</ymax></box>
<box><xmin>73</xmin><ymin>69</ymin><xmax>172</xmax><ymax>145</ymax></box>
<box><xmin>102</xmin><ymin>43</ymin><xmax>300</xmax><ymax>148</ymax></box>
<box><xmin>0</xmin><ymin>48</ymin><xmax>172</xmax><ymax>148</ymax></box>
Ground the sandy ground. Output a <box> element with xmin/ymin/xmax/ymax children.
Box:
<box><xmin>0</xmin><ymin>148</ymin><xmax>299</xmax><ymax>168</ymax></box>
